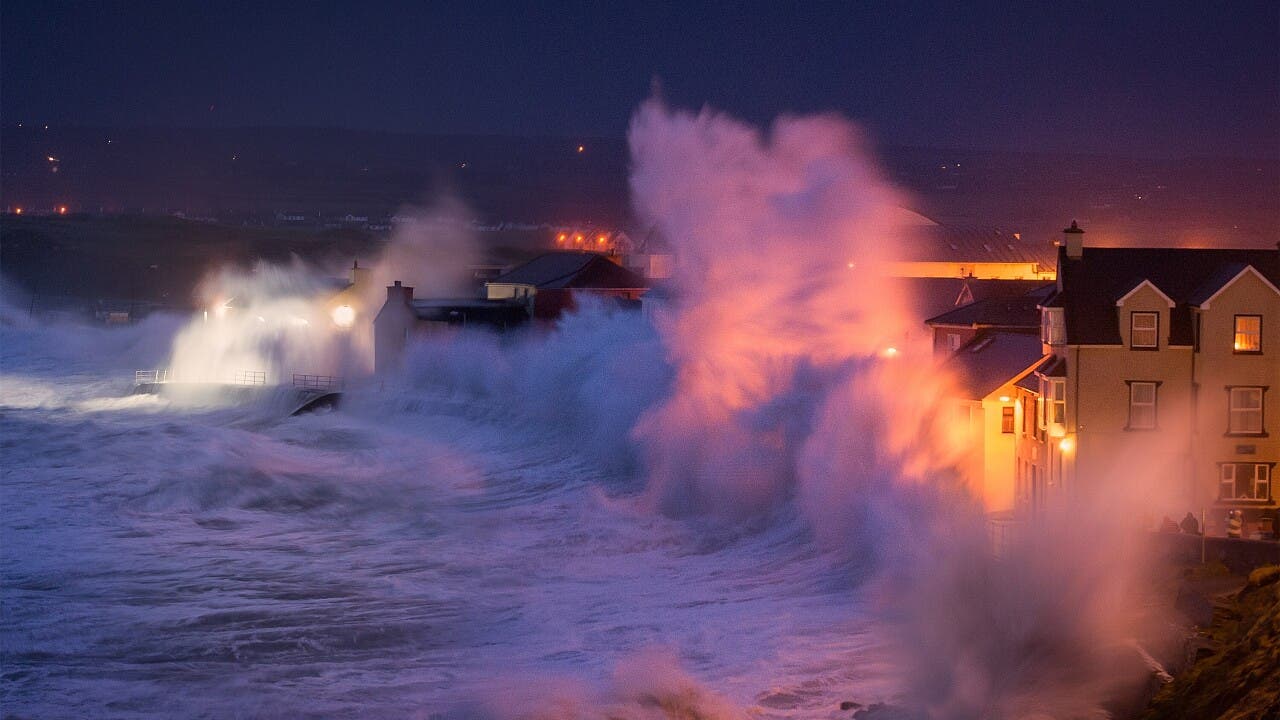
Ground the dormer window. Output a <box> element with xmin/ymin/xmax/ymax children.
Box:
<box><xmin>1234</xmin><ymin>315</ymin><xmax>1261</xmax><ymax>354</ymax></box>
<box><xmin>1130</xmin><ymin>312</ymin><xmax>1158</xmax><ymax>350</ymax></box>
<box><xmin>1041</xmin><ymin>308</ymin><xmax>1065</xmax><ymax>345</ymax></box>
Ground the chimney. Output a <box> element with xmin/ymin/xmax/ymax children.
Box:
<box><xmin>350</xmin><ymin>258</ymin><xmax>370</xmax><ymax>288</ymax></box>
<box><xmin>387</xmin><ymin>280</ymin><xmax>413</xmax><ymax>306</ymax></box>
<box><xmin>1063</xmin><ymin>220</ymin><xmax>1085</xmax><ymax>259</ymax></box>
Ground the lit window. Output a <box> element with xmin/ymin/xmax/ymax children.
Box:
<box><xmin>1040</xmin><ymin>308</ymin><xmax>1065</xmax><ymax>345</ymax></box>
<box><xmin>1001</xmin><ymin>405</ymin><xmax>1015</xmax><ymax>434</ymax></box>
<box><xmin>1130</xmin><ymin>312</ymin><xmax>1158</xmax><ymax>349</ymax></box>
<box><xmin>1127</xmin><ymin>381</ymin><xmax>1158</xmax><ymax>429</ymax></box>
<box><xmin>1219</xmin><ymin>463</ymin><xmax>1271</xmax><ymax>501</ymax></box>
<box><xmin>1234</xmin><ymin>315</ymin><xmax>1261</xmax><ymax>353</ymax></box>
<box><xmin>1228</xmin><ymin>387</ymin><xmax>1264</xmax><ymax>435</ymax></box>
<box><xmin>948</xmin><ymin>333</ymin><xmax>962</xmax><ymax>351</ymax></box>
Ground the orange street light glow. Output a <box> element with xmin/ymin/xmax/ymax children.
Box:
<box><xmin>57</xmin><ymin>205</ymin><xmax>68</xmax><ymax>215</ymax></box>
<box><xmin>13</xmin><ymin>207</ymin><xmax>22</xmax><ymax>215</ymax></box>
<box><xmin>597</xmin><ymin>235</ymin><xmax>607</xmax><ymax>244</ymax></box>
<box><xmin>577</xmin><ymin>145</ymin><xmax>584</xmax><ymax>153</ymax></box>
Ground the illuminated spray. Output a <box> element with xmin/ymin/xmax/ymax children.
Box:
<box><xmin>627</xmin><ymin>98</ymin><xmax>969</xmax><ymax>523</ymax></box>
<box><xmin>165</xmin><ymin>194</ymin><xmax>482</xmax><ymax>385</ymax></box>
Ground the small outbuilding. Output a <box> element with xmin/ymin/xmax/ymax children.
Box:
<box><xmin>373</xmin><ymin>281</ymin><xmax>529</xmax><ymax>373</ymax></box>
<box><xmin>484</xmin><ymin>251</ymin><xmax>647</xmax><ymax>320</ymax></box>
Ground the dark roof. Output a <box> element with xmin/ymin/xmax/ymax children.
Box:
<box><xmin>490</xmin><ymin>252</ymin><xmax>646</xmax><ymax>290</ymax></box>
<box><xmin>1056</xmin><ymin>247</ymin><xmax>1280</xmax><ymax>345</ymax></box>
<box><xmin>926</xmin><ymin>289</ymin><xmax>1051</xmax><ymax>329</ymax></box>
<box><xmin>944</xmin><ymin>332</ymin><xmax>1046</xmax><ymax>400</ymax></box>
<box><xmin>409</xmin><ymin>298</ymin><xmax>528</xmax><ymax>325</ymax></box>
<box><xmin>896</xmin><ymin>225</ymin><xmax>1058</xmax><ymax>268</ymax></box>
<box><xmin>898</xmin><ymin>278</ymin><xmax>1052</xmax><ymax>326</ymax></box>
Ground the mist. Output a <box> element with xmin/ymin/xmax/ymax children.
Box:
<box><xmin>0</xmin><ymin>99</ymin><xmax>1173</xmax><ymax>720</ymax></box>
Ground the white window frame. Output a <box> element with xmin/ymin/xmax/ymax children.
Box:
<box><xmin>1233</xmin><ymin>315</ymin><xmax>1261</xmax><ymax>353</ymax></box>
<box><xmin>947</xmin><ymin>333</ymin><xmax>962</xmax><ymax>351</ymax></box>
<box><xmin>1130</xmin><ymin>312</ymin><xmax>1158</xmax><ymax>349</ymax></box>
<box><xmin>1219</xmin><ymin>463</ymin><xmax>1272</xmax><ymax>501</ymax></box>
<box><xmin>1041</xmin><ymin>308</ymin><xmax>1065</xmax><ymax>345</ymax></box>
<box><xmin>1127</xmin><ymin>381</ymin><xmax>1158</xmax><ymax>429</ymax></box>
<box><xmin>1228</xmin><ymin>387</ymin><xmax>1264</xmax><ymax>435</ymax></box>
<box><xmin>1038</xmin><ymin>377</ymin><xmax>1066</xmax><ymax>429</ymax></box>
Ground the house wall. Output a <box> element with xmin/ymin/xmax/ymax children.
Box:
<box><xmin>1065</xmin><ymin>344</ymin><xmax>1194</xmax><ymax>512</ymax></box>
<box><xmin>1012</xmin><ymin>385</ymin><xmax>1048</xmax><ymax>514</ymax></box>
<box><xmin>373</xmin><ymin>284</ymin><xmax>415</xmax><ymax>375</ymax></box>
<box><xmin>1190</xmin><ymin>271</ymin><xmax>1280</xmax><ymax>532</ymax></box>
<box><xmin>980</xmin><ymin>388</ymin><xmax>1020</xmax><ymax>512</ymax></box>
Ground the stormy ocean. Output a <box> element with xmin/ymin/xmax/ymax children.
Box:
<box><xmin>2</xmin><ymin>101</ymin><xmax>1153</xmax><ymax>720</ymax></box>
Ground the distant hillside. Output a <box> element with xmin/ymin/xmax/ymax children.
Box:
<box><xmin>2</xmin><ymin>126</ymin><xmax>1277</xmax><ymax>247</ymax></box>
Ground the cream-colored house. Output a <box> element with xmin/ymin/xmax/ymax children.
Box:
<box><xmin>1019</xmin><ymin>223</ymin><xmax>1279</xmax><ymax>536</ymax></box>
<box><xmin>942</xmin><ymin>332</ymin><xmax>1046</xmax><ymax>513</ymax></box>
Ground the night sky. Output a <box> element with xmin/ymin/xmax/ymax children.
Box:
<box><xmin>3</xmin><ymin>0</ymin><xmax>1277</xmax><ymax>158</ymax></box>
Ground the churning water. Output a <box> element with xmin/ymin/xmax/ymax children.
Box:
<box><xmin>3</xmin><ymin>100</ymin><xmax>1156</xmax><ymax>719</ymax></box>
<box><xmin>0</xmin><ymin>309</ymin><xmax>896</xmax><ymax>719</ymax></box>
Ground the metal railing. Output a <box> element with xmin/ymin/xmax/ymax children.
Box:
<box><xmin>292</xmin><ymin>374</ymin><xmax>342</xmax><ymax>390</ymax></box>
<box><xmin>135</xmin><ymin>369</ymin><xmax>174</xmax><ymax>385</ymax></box>
<box><xmin>231</xmin><ymin>370</ymin><xmax>267</xmax><ymax>386</ymax></box>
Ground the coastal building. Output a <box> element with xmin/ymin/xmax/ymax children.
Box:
<box><xmin>372</xmin><ymin>281</ymin><xmax>529</xmax><ymax>373</ymax></box>
<box><xmin>484</xmin><ymin>251</ymin><xmax>647</xmax><ymax>320</ymax></box>
<box><xmin>1016</xmin><ymin>224</ymin><xmax>1279</xmax><ymax>535</ymax></box>
<box><xmin>943</xmin><ymin>332</ymin><xmax>1047</xmax><ymax>512</ymax></box>
<box><xmin>883</xmin><ymin>211</ymin><xmax>1057</xmax><ymax>281</ymax></box>
<box><xmin>925</xmin><ymin>284</ymin><xmax>1051</xmax><ymax>356</ymax></box>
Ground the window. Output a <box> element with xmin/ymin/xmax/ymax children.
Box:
<box><xmin>1041</xmin><ymin>308</ymin><xmax>1065</xmax><ymax>345</ymax></box>
<box><xmin>1228</xmin><ymin>387</ymin><xmax>1265</xmax><ymax>435</ymax></box>
<box><xmin>1234</xmin><ymin>315</ymin><xmax>1261</xmax><ymax>353</ymax></box>
<box><xmin>1039</xmin><ymin>377</ymin><xmax>1066</xmax><ymax>429</ymax></box>
<box><xmin>947</xmin><ymin>333</ymin><xmax>962</xmax><ymax>351</ymax></box>
<box><xmin>1130</xmin><ymin>312</ymin><xmax>1158</xmax><ymax>349</ymax></box>
<box><xmin>1001</xmin><ymin>405</ymin><xmax>1015</xmax><ymax>433</ymax></box>
<box><xmin>1127</xmin><ymin>381</ymin><xmax>1158</xmax><ymax>429</ymax></box>
<box><xmin>1219</xmin><ymin>463</ymin><xmax>1272</xmax><ymax>501</ymax></box>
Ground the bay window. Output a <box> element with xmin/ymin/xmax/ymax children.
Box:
<box><xmin>1219</xmin><ymin>463</ymin><xmax>1272</xmax><ymax>502</ymax></box>
<box><xmin>1041</xmin><ymin>308</ymin><xmax>1065</xmax><ymax>345</ymax></box>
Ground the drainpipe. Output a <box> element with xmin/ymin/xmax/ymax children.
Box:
<box><xmin>1073</xmin><ymin>344</ymin><xmax>1081</xmax><ymax>499</ymax></box>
